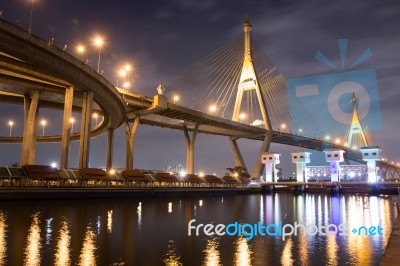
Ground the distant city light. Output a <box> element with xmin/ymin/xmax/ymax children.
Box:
<box><xmin>110</xmin><ymin>169</ymin><xmax>116</xmax><ymax>175</ymax></box>
<box><xmin>198</xmin><ymin>171</ymin><xmax>205</xmax><ymax>178</ymax></box>
<box><xmin>335</xmin><ymin>138</ymin><xmax>341</xmax><ymax>144</ymax></box>
<box><xmin>168</xmin><ymin>202</ymin><xmax>172</xmax><ymax>213</ymax></box>
<box><xmin>233</xmin><ymin>172</ymin><xmax>239</xmax><ymax>178</ymax></box>
<box><xmin>40</xmin><ymin>119</ymin><xmax>47</xmax><ymax>136</ymax></box>
<box><xmin>324</xmin><ymin>135</ymin><xmax>331</xmax><ymax>141</ymax></box>
<box><xmin>50</xmin><ymin>162</ymin><xmax>57</xmax><ymax>168</ymax></box>
<box><xmin>298</xmin><ymin>128</ymin><xmax>303</xmax><ymax>133</ymax></box>
<box><xmin>179</xmin><ymin>170</ymin><xmax>186</xmax><ymax>177</ymax></box>
<box><xmin>281</xmin><ymin>123</ymin><xmax>286</xmax><ymax>130</ymax></box>
<box><xmin>199</xmin><ymin>200</ymin><xmax>203</xmax><ymax>207</ymax></box>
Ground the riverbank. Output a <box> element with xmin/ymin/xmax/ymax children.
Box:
<box><xmin>0</xmin><ymin>187</ymin><xmax>261</xmax><ymax>200</ymax></box>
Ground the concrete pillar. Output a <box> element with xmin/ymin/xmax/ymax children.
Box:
<box><xmin>78</xmin><ymin>91</ymin><xmax>93</xmax><ymax>168</ymax></box>
<box><xmin>251</xmin><ymin>132</ymin><xmax>272</xmax><ymax>178</ymax></box>
<box><xmin>229</xmin><ymin>137</ymin><xmax>247</xmax><ymax>169</ymax></box>
<box><xmin>323</xmin><ymin>149</ymin><xmax>345</xmax><ymax>182</ymax></box>
<box><xmin>60</xmin><ymin>86</ymin><xmax>74</xmax><ymax>170</ymax></box>
<box><xmin>261</xmin><ymin>152</ymin><xmax>281</xmax><ymax>182</ymax></box>
<box><xmin>183</xmin><ymin>124</ymin><xmax>199</xmax><ymax>175</ymax></box>
<box><xmin>106</xmin><ymin>128</ymin><xmax>115</xmax><ymax>171</ymax></box>
<box><xmin>360</xmin><ymin>147</ymin><xmax>381</xmax><ymax>182</ymax></box>
<box><xmin>20</xmin><ymin>90</ymin><xmax>40</xmax><ymax>165</ymax></box>
<box><xmin>125</xmin><ymin>116</ymin><xmax>140</xmax><ymax>170</ymax></box>
<box><xmin>291</xmin><ymin>150</ymin><xmax>312</xmax><ymax>182</ymax></box>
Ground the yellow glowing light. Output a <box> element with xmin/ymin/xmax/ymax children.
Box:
<box><xmin>76</xmin><ymin>45</ymin><xmax>85</xmax><ymax>54</ymax></box>
<box><xmin>123</xmin><ymin>82</ymin><xmax>130</xmax><ymax>88</ymax></box>
<box><xmin>124</xmin><ymin>64</ymin><xmax>132</xmax><ymax>71</ymax></box>
<box><xmin>233</xmin><ymin>173</ymin><xmax>239</xmax><ymax>178</ymax></box>
<box><xmin>209</xmin><ymin>105</ymin><xmax>217</xmax><ymax>113</ymax></box>
<box><xmin>8</xmin><ymin>120</ymin><xmax>14</xmax><ymax>126</ymax></box>
<box><xmin>173</xmin><ymin>95</ymin><xmax>180</xmax><ymax>103</ymax></box>
<box><xmin>92</xmin><ymin>113</ymin><xmax>98</xmax><ymax>119</ymax></box>
<box><xmin>198</xmin><ymin>172</ymin><xmax>205</xmax><ymax>178</ymax></box>
<box><xmin>281</xmin><ymin>123</ymin><xmax>286</xmax><ymax>129</ymax></box>
<box><xmin>239</xmin><ymin>113</ymin><xmax>246</xmax><ymax>120</ymax></box>
<box><xmin>40</xmin><ymin>119</ymin><xmax>47</xmax><ymax>126</ymax></box>
<box><xmin>69</xmin><ymin>118</ymin><xmax>75</xmax><ymax>123</ymax></box>
<box><xmin>94</xmin><ymin>37</ymin><xmax>103</xmax><ymax>47</ymax></box>
<box><xmin>109</xmin><ymin>169</ymin><xmax>116</xmax><ymax>175</ymax></box>
<box><xmin>335</xmin><ymin>138</ymin><xmax>341</xmax><ymax>144</ymax></box>
<box><xmin>119</xmin><ymin>69</ymin><xmax>126</xmax><ymax>77</ymax></box>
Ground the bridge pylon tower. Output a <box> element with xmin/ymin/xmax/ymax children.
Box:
<box><xmin>230</xmin><ymin>16</ymin><xmax>273</xmax><ymax>178</ymax></box>
<box><xmin>347</xmin><ymin>92</ymin><xmax>368</xmax><ymax>147</ymax></box>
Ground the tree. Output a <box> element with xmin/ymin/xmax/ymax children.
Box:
<box><xmin>225</xmin><ymin>166</ymin><xmax>250</xmax><ymax>179</ymax></box>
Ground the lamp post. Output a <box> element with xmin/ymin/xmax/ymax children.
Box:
<box><xmin>40</xmin><ymin>119</ymin><xmax>47</xmax><ymax>136</ymax></box>
<box><xmin>28</xmin><ymin>0</ymin><xmax>35</xmax><ymax>34</ymax></box>
<box><xmin>173</xmin><ymin>95</ymin><xmax>179</xmax><ymax>104</ymax></box>
<box><xmin>93</xmin><ymin>113</ymin><xmax>99</xmax><ymax>126</ymax></box>
<box><xmin>8</xmin><ymin>120</ymin><xmax>14</xmax><ymax>137</ymax></box>
<box><xmin>94</xmin><ymin>37</ymin><xmax>103</xmax><ymax>73</ymax></box>
<box><xmin>76</xmin><ymin>45</ymin><xmax>85</xmax><ymax>60</ymax></box>
<box><xmin>70</xmin><ymin>117</ymin><xmax>75</xmax><ymax>133</ymax></box>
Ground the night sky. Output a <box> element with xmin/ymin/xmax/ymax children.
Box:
<box><xmin>0</xmin><ymin>0</ymin><xmax>399</xmax><ymax>176</ymax></box>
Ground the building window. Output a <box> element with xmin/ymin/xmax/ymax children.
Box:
<box><xmin>364</xmin><ymin>153</ymin><xmax>369</xmax><ymax>156</ymax></box>
<box><xmin>294</xmin><ymin>156</ymin><xmax>298</xmax><ymax>159</ymax></box>
<box><xmin>372</xmin><ymin>152</ymin><xmax>377</xmax><ymax>156</ymax></box>
<box><xmin>334</xmin><ymin>154</ymin><xmax>338</xmax><ymax>157</ymax></box>
<box><xmin>269</xmin><ymin>157</ymin><xmax>273</xmax><ymax>160</ymax></box>
<box><xmin>327</xmin><ymin>154</ymin><xmax>332</xmax><ymax>158</ymax></box>
<box><xmin>300</xmin><ymin>156</ymin><xmax>304</xmax><ymax>159</ymax></box>
<box><xmin>263</xmin><ymin>157</ymin><xmax>266</xmax><ymax>160</ymax></box>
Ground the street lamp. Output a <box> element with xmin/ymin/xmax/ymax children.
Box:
<box><xmin>209</xmin><ymin>105</ymin><xmax>217</xmax><ymax>113</ymax></box>
<box><xmin>238</xmin><ymin>113</ymin><xmax>246</xmax><ymax>121</ymax></box>
<box><xmin>281</xmin><ymin>123</ymin><xmax>286</xmax><ymax>131</ymax></box>
<box><xmin>70</xmin><ymin>117</ymin><xmax>75</xmax><ymax>133</ymax></box>
<box><xmin>119</xmin><ymin>69</ymin><xmax>126</xmax><ymax>85</ymax></box>
<box><xmin>76</xmin><ymin>44</ymin><xmax>85</xmax><ymax>60</ymax></box>
<box><xmin>173</xmin><ymin>95</ymin><xmax>179</xmax><ymax>104</ymax></box>
<box><xmin>94</xmin><ymin>37</ymin><xmax>103</xmax><ymax>73</ymax></box>
<box><xmin>93</xmin><ymin>113</ymin><xmax>99</xmax><ymax>126</ymax></box>
<box><xmin>40</xmin><ymin>119</ymin><xmax>47</xmax><ymax>136</ymax></box>
<box><xmin>28</xmin><ymin>0</ymin><xmax>35</xmax><ymax>34</ymax></box>
<box><xmin>8</xmin><ymin>120</ymin><xmax>14</xmax><ymax>137</ymax></box>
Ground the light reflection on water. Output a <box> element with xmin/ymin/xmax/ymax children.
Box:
<box><xmin>203</xmin><ymin>237</ymin><xmax>221</xmax><ymax>266</ymax></box>
<box><xmin>78</xmin><ymin>227</ymin><xmax>96</xmax><ymax>266</ymax></box>
<box><xmin>54</xmin><ymin>220</ymin><xmax>71</xmax><ymax>266</ymax></box>
<box><xmin>24</xmin><ymin>212</ymin><xmax>42</xmax><ymax>266</ymax></box>
<box><xmin>0</xmin><ymin>194</ymin><xmax>396</xmax><ymax>265</ymax></box>
<box><xmin>0</xmin><ymin>212</ymin><xmax>7</xmax><ymax>266</ymax></box>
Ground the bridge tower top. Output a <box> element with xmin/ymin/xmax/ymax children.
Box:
<box><xmin>232</xmin><ymin>16</ymin><xmax>272</xmax><ymax>132</ymax></box>
<box><xmin>347</xmin><ymin>92</ymin><xmax>369</xmax><ymax>148</ymax></box>
<box><xmin>243</xmin><ymin>14</ymin><xmax>252</xmax><ymax>61</ymax></box>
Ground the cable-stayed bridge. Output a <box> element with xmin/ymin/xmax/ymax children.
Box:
<box><xmin>0</xmin><ymin>17</ymin><xmax>399</xmax><ymax>180</ymax></box>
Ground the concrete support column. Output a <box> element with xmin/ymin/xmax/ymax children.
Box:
<box><xmin>60</xmin><ymin>86</ymin><xmax>74</xmax><ymax>170</ymax></box>
<box><xmin>125</xmin><ymin>116</ymin><xmax>140</xmax><ymax>170</ymax></box>
<box><xmin>106</xmin><ymin>128</ymin><xmax>115</xmax><ymax>171</ymax></box>
<box><xmin>78</xmin><ymin>91</ymin><xmax>93</xmax><ymax>169</ymax></box>
<box><xmin>251</xmin><ymin>132</ymin><xmax>272</xmax><ymax>178</ymax></box>
<box><xmin>20</xmin><ymin>90</ymin><xmax>40</xmax><ymax>165</ymax></box>
<box><xmin>229</xmin><ymin>137</ymin><xmax>247</xmax><ymax>169</ymax></box>
<box><xmin>183</xmin><ymin>124</ymin><xmax>199</xmax><ymax>175</ymax></box>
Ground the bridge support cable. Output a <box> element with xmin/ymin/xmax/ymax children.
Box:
<box><xmin>183</xmin><ymin>124</ymin><xmax>199</xmax><ymax>175</ymax></box>
<box><xmin>106</xmin><ymin>128</ymin><xmax>114</xmax><ymax>172</ymax></box>
<box><xmin>20</xmin><ymin>90</ymin><xmax>40</xmax><ymax>165</ymax></box>
<box><xmin>78</xmin><ymin>91</ymin><xmax>93</xmax><ymax>169</ymax></box>
<box><xmin>60</xmin><ymin>86</ymin><xmax>74</xmax><ymax>170</ymax></box>
<box><xmin>228</xmin><ymin>137</ymin><xmax>247</xmax><ymax>170</ymax></box>
<box><xmin>125</xmin><ymin>115</ymin><xmax>140</xmax><ymax>170</ymax></box>
<box><xmin>251</xmin><ymin>132</ymin><xmax>272</xmax><ymax>178</ymax></box>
